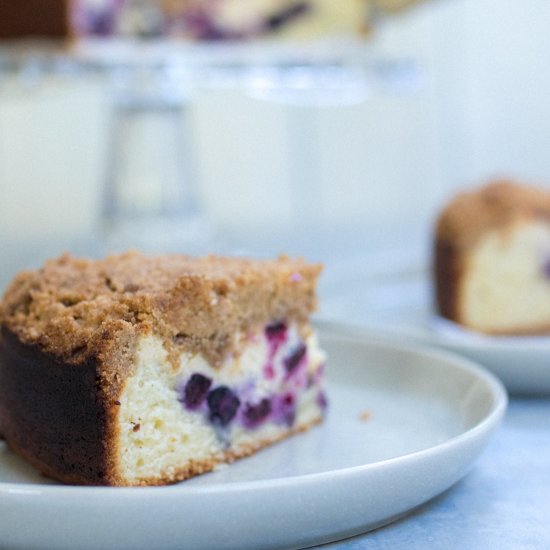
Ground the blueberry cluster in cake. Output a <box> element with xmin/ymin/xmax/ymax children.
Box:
<box><xmin>178</xmin><ymin>321</ymin><xmax>327</xmax><ymax>437</ymax></box>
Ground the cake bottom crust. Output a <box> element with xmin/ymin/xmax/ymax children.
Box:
<box><xmin>3</xmin><ymin>415</ymin><xmax>322</xmax><ymax>486</ymax></box>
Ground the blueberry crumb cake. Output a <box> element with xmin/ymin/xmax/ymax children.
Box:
<box><xmin>0</xmin><ymin>252</ymin><xmax>326</xmax><ymax>486</ymax></box>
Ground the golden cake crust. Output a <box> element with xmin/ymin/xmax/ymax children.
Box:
<box><xmin>435</xmin><ymin>180</ymin><xmax>550</xmax><ymax>247</ymax></box>
<box><xmin>0</xmin><ymin>252</ymin><xmax>322</xmax><ymax>368</ymax></box>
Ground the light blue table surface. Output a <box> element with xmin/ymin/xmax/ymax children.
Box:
<box><xmin>321</xmin><ymin>397</ymin><xmax>550</xmax><ymax>549</ymax></box>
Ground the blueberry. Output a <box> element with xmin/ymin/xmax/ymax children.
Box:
<box><xmin>265</xmin><ymin>321</ymin><xmax>287</xmax><ymax>340</ymax></box>
<box><xmin>181</xmin><ymin>374</ymin><xmax>212</xmax><ymax>410</ymax></box>
<box><xmin>207</xmin><ymin>386</ymin><xmax>240</xmax><ymax>426</ymax></box>
<box><xmin>279</xmin><ymin>393</ymin><xmax>296</xmax><ymax>427</ymax></box>
<box><xmin>89</xmin><ymin>13</ymin><xmax>116</xmax><ymax>36</ymax></box>
<box><xmin>284</xmin><ymin>343</ymin><xmax>307</xmax><ymax>374</ymax></box>
<box><xmin>243</xmin><ymin>398</ymin><xmax>272</xmax><ymax>428</ymax></box>
<box><xmin>265</xmin><ymin>2</ymin><xmax>310</xmax><ymax>31</ymax></box>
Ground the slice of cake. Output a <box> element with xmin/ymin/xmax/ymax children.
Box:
<box><xmin>0</xmin><ymin>1</ymin><xmax>70</xmax><ymax>40</ymax></box>
<box><xmin>0</xmin><ymin>252</ymin><xmax>326</xmax><ymax>486</ymax></box>
<box><xmin>434</xmin><ymin>180</ymin><xmax>550</xmax><ymax>334</ymax></box>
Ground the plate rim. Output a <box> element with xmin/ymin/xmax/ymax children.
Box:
<box><xmin>323</xmin><ymin>305</ymin><xmax>550</xmax><ymax>353</ymax></box>
<box><xmin>0</xmin><ymin>325</ymin><xmax>507</xmax><ymax>497</ymax></box>
<box><xmin>430</xmin><ymin>315</ymin><xmax>550</xmax><ymax>351</ymax></box>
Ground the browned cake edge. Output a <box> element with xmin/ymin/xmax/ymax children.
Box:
<box><xmin>433</xmin><ymin>238</ymin><xmax>464</xmax><ymax>324</ymax></box>
<box><xmin>0</xmin><ymin>326</ymin><xmax>120</xmax><ymax>485</ymax></box>
<box><xmin>0</xmin><ymin>0</ymin><xmax>70</xmax><ymax>40</ymax></box>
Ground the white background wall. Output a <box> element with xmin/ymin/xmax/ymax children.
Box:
<box><xmin>1</xmin><ymin>0</ymin><xmax>550</xmax><ymax>269</ymax></box>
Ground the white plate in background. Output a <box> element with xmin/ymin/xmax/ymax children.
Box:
<box><xmin>320</xmin><ymin>270</ymin><xmax>550</xmax><ymax>395</ymax></box>
<box><xmin>0</xmin><ymin>328</ymin><xmax>506</xmax><ymax>550</ymax></box>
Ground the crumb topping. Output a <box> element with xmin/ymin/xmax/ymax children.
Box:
<box><xmin>436</xmin><ymin>180</ymin><xmax>550</xmax><ymax>246</ymax></box>
<box><xmin>0</xmin><ymin>252</ymin><xmax>322</xmax><ymax>367</ymax></box>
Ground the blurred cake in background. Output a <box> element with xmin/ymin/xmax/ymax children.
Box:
<box><xmin>434</xmin><ymin>180</ymin><xmax>550</xmax><ymax>335</ymax></box>
<box><xmin>0</xmin><ymin>0</ymin><xmax>428</xmax><ymax>41</ymax></box>
<box><xmin>0</xmin><ymin>1</ymin><xmax>70</xmax><ymax>40</ymax></box>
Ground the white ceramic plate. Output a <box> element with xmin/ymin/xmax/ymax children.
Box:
<box><xmin>0</xmin><ymin>328</ymin><xmax>506</xmax><ymax>550</ymax></box>
<box><xmin>321</xmin><ymin>273</ymin><xmax>550</xmax><ymax>395</ymax></box>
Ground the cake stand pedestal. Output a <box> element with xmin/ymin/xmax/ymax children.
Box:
<box><xmin>0</xmin><ymin>40</ymin><xmax>420</xmax><ymax>255</ymax></box>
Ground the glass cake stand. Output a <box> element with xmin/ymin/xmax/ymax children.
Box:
<box><xmin>0</xmin><ymin>39</ymin><xmax>420</xmax><ymax>256</ymax></box>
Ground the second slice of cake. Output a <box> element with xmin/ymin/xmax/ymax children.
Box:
<box><xmin>0</xmin><ymin>252</ymin><xmax>326</xmax><ymax>486</ymax></box>
<box><xmin>434</xmin><ymin>180</ymin><xmax>550</xmax><ymax>334</ymax></box>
